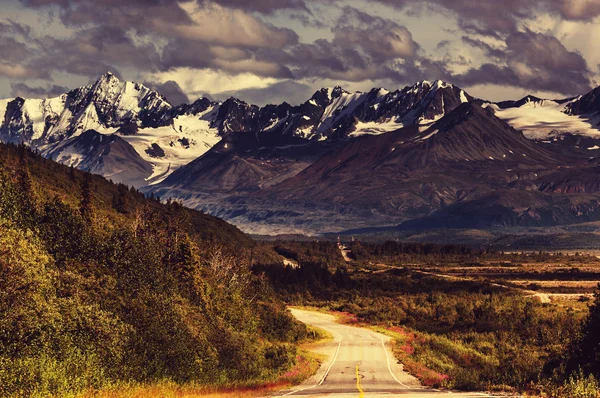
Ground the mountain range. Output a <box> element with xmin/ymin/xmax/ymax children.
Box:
<box><xmin>3</xmin><ymin>72</ymin><xmax>600</xmax><ymax>234</ymax></box>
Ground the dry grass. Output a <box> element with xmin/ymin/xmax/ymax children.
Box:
<box><xmin>78</xmin><ymin>382</ymin><xmax>285</xmax><ymax>398</ymax></box>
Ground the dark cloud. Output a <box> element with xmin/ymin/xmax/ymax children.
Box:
<box><xmin>288</xmin><ymin>10</ymin><xmax>327</xmax><ymax>28</ymax></box>
<box><xmin>0</xmin><ymin>20</ymin><xmax>31</xmax><ymax>37</ymax></box>
<box><xmin>20</xmin><ymin>0</ymin><xmax>193</xmax><ymax>27</ymax></box>
<box><xmin>372</xmin><ymin>0</ymin><xmax>528</xmax><ymax>36</ymax></box>
<box><xmin>332</xmin><ymin>6</ymin><xmax>419</xmax><ymax>61</ymax></box>
<box><xmin>214</xmin><ymin>80</ymin><xmax>314</xmax><ymax>106</ymax></box>
<box><xmin>253</xmin><ymin>7</ymin><xmax>419</xmax><ymax>83</ymax></box>
<box><xmin>11</xmin><ymin>82</ymin><xmax>70</xmax><ymax>98</ymax></box>
<box><xmin>454</xmin><ymin>30</ymin><xmax>593</xmax><ymax>95</ymax></box>
<box><xmin>199</xmin><ymin>0</ymin><xmax>308</xmax><ymax>14</ymax></box>
<box><xmin>373</xmin><ymin>0</ymin><xmax>600</xmax><ymax>36</ymax></box>
<box><xmin>436</xmin><ymin>40</ymin><xmax>450</xmax><ymax>49</ymax></box>
<box><xmin>5</xmin><ymin>0</ymin><xmax>598</xmax><ymax>102</ymax></box>
<box><xmin>162</xmin><ymin>39</ymin><xmax>294</xmax><ymax>78</ymax></box>
<box><xmin>461</xmin><ymin>37</ymin><xmax>506</xmax><ymax>59</ymax></box>
<box><xmin>27</xmin><ymin>26</ymin><xmax>162</xmax><ymax>77</ymax></box>
<box><xmin>143</xmin><ymin>80</ymin><xmax>190</xmax><ymax>106</ymax></box>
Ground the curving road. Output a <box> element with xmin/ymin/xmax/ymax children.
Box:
<box><xmin>276</xmin><ymin>309</ymin><xmax>499</xmax><ymax>398</ymax></box>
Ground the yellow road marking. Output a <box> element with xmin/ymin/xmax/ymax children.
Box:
<box><xmin>356</xmin><ymin>365</ymin><xmax>364</xmax><ymax>398</ymax></box>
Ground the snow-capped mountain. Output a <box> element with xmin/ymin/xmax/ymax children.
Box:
<box><xmin>7</xmin><ymin>72</ymin><xmax>600</xmax><ymax>234</ymax></box>
<box><xmin>152</xmin><ymin>101</ymin><xmax>600</xmax><ymax>234</ymax></box>
<box><xmin>0</xmin><ymin>72</ymin><xmax>171</xmax><ymax>146</ymax></box>
<box><xmin>0</xmin><ymin>74</ymin><xmax>475</xmax><ymax>186</ymax></box>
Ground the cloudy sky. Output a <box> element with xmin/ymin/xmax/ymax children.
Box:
<box><xmin>1</xmin><ymin>0</ymin><xmax>599</xmax><ymax>106</ymax></box>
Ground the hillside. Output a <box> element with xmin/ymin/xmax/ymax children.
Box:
<box><xmin>0</xmin><ymin>143</ymin><xmax>307</xmax><ymax>397</ymax></box>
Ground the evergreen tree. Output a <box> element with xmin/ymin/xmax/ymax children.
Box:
<box><xmin>15</xmin><ymin>146</ymin><xmax>37</xmax><ymax>229</ymax></box>
<box><xmin>112</xmin><ymin>184</ymin><xmax>130</xmax><ymax>214</ymax></box>
<box><xmin>80</xmin><ymin>174</ymin><xmax>94</xmax><ymax>224</ymax></box>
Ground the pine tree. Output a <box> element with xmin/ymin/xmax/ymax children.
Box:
<box><xmin>80</xmin><ymin>174</ymin><xmax>94</xmax><ymax>224</ymax></box>
<box><xmin>112</xmin><ymin>184</ymin><xmax>130</xmax><ymax>214</ymax></box>
<box><xmin>15</xmin><ymin>146</ymin><xmax>37</xmax><ymax>229</ymax></box>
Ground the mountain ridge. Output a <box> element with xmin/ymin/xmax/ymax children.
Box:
<box><xmin>5</xmin><ymin>73</ymin><xmax>600</xmax><ymax>233</ymax></box>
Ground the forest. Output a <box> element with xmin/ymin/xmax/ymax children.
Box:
<box><xmin>0</xmin><ymin>144</ymin><xmax>310</xmax><ymax>397</ymax></box>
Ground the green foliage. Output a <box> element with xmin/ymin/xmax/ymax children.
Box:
<box><xmin>0</xmin><ymin>143</ymin><xmax>306</xmax><ymax>396</ymax></box>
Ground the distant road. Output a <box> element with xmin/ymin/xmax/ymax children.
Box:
<box><xmin>276</xmin><ymin>309</ymin><xmax>500</xmax><ymax>398</ymax></box>
<box><xmin>338</xmin><ymin>244</ymin><xmax>352</xmax><ymax>262</ymax></box>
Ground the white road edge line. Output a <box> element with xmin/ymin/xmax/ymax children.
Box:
<box><xmin>318</xmin><ymin>341</ymin><xmax>341</xmax><ymax>386</ymax></box>
<box><xmin>281</xmin><ymin>341</ymin><xmax>342</xmax><ymax>396</ymax></box>
<box><xmin>380</xmin><ymin>338</ymin><xmax>412</xmax><ymax>389</ymax></box>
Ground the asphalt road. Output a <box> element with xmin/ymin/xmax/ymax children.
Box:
<box><xmin>275</xmin><ymin>308</ymin><xmax>501</xmax><ymax>398</ymax></box>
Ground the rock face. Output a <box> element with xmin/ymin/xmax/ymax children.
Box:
<box><xmin>0</xmin><ymin>75</ymin><xmax>474</xmax><ymax>187</ymax></box>
<box><xmin>46</xmin><ymin>130</ymin><xmax>154</xmax><ymax>187</ymax></box>
<box><xmin>565</xmin><ymin>86</ymin><xmax>600</xmax><ymax>116</ymax></box>
<box><xmin>6</xmin><ymin>72</ymin><xmax>600</xmax><ymax>234</ymax></box>
<box><xmin>151</xmin><ymin>101</ymin><xmax>600</xmax><ymax>234</ymax></box>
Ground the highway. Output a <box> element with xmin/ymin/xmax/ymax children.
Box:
<box><xmin>276</xmin><ymin>308</ymin><xmax>500</xmax><ymax>398</ymax></box>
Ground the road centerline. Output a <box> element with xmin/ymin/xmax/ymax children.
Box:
<box><xmin>356</xmin><ymin>364</ymin><xmax>364</xmax><ymax>398</ymax></box>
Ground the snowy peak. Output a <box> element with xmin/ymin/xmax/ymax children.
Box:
<box><xmin>329</xmin><ymin>86</ymin><xmax>349</xmax><ymax>100</ymax></box>
<box><xmin>495</xmin><ymin>95</ymin><xmax>559</xmax><ymax>110</ymax></box>
<box><xmin>0</xmin><ymin>73</ymin><xmax>478</xmax><ymax>186</ymax></box>
<box><xmin>565</xmin><ymin>86</ymin><xmax>600</xmax><ymax>116</ymax></box>
<box><xmin>79</xmin><ymin>72</ymin><xmax>172</xmax><ymax>127</ymax></box>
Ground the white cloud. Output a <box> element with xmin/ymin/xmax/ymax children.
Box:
<box><xmin>145</xmin><ymin>67</ymin><xmax>282</xmax><ymax>100</ymax></box>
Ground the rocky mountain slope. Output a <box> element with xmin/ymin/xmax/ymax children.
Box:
<box><xmin>4</xmin><ymin>72</ymin><xmax>600</xmax><ymax>233</ymax></box>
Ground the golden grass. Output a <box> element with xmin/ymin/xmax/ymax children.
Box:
<box><xmin>78</xmin><ymin>382</ymin><xmax>286</xmax><ymax>398</ymax></box>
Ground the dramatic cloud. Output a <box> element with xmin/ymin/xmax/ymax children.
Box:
<box><xmin>11</xmin><ymin>82</ymin><xmax>70</xmax><ymax>98</ymax></box>
<box><xmin>214</xmin><ymin>80</ymin><xmax>314</xmax><ymax>106</ymax></box>
<box><xmin>157</xmin><ymin>3</ymin><xmax>298</xmax><ymax>49</ymax></box>
<box><xmin>373</xmin><ymin>0</ymin><xmax>600</xmax><ymax>35</ymax></box>
<box><xmin>455</xmin><ymin>30</ymin><xmax>593</xmax><ymax>95</ymax></box>
<box><xmin>143</xmin><ymin>80</ymin><xmax>190</xmax><ymax>106</ymax></box>
<box><xmin>0</xmin><ymin>0</ymin><xmax>598</xmax><ymax>102</ymax></box>
<box><xmin>333</xmin><ymin>6</ymin><xmax>419</xmax><ymax>61</ymax></box>
<box><xmin>200</xmin><ymin>0</ymin><xmax>308</xmax><ymax>14</ymax></box>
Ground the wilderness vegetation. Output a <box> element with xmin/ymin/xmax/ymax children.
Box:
<box><xmin>0</xmin><ymin>144</ymin><xmax>313</xmax><ymax>397</ymax></box>
<box><xmin>2</xmin><ymin>140</ymin><xmax>600</xmax><ymax>398</ymax></box>
<box><xmin>256</xmin><ymin>240</ymin><xmax>600</xmax><ymax>397</ymax></box>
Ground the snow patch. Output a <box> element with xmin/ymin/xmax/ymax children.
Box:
<box><xmin>487</xmin><ymin>100</ymin><xmax>600</xmax><ymax>139</ymax></box>
<box><xmin>317</xmin><ymin>91</ymin><xmax>367</xmax><ymax>135</ymax></box>
<box><xmin>122</xmin><ymin>112</ymin><xmax>221</xmax><ymax>184</ymax></box>
<box><xmin>418</xmin><ymin>129</ymin><xmax>439</xmax><ymax>141</ymax></box>
<box><xmin>350</xmin><ymin>119</ymin><xmax>404</xmax><ymax>137</ymax></box>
